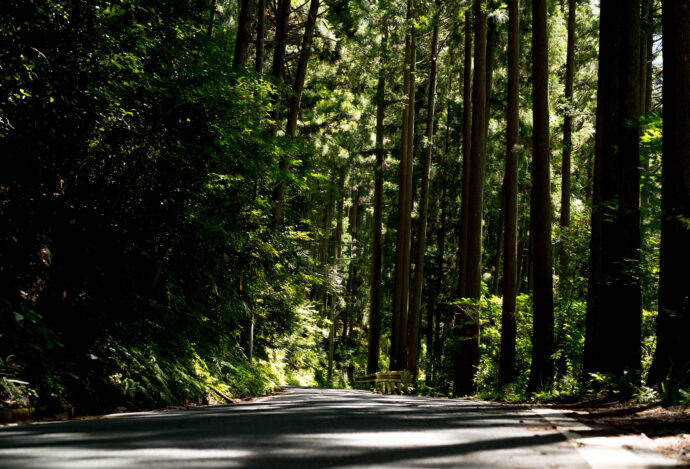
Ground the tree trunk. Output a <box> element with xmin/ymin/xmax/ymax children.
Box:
<box><xmin>459</xmin><ymin>9</ymin><xmax>473</xmax><ymax>298</ymax></box>
<box><xmin>207</xmin><ymin>0</ymin><xmax>218</xmax><ymax>37</ymax></box>
<box><xmin>408</xmin><ymin>19</ymin><xmax>439</xmax><ymax>376</ymax></box>
<box><xmin>584</xmin><ymin>0</ymin><xmax>642</xmax><ymax>381</ymax></box>
<box><xmin>559</xmin><ymin>0</ymin><xmax>576</xmax><ymax>283</ymax></box>
<box><xmin>647</xmin><ymin>0</ymin><xmax>690</xmax><ymax>388</ymax></box>
<box><xmin>491</xmin><ymin>185</ymin><xmax>505</xmax><ymax>296</ymax></box>
<box><xmin>465</xmin><ymin>0</ymin><xmax>488</xmax><ymax>301</ymax></box>
<box><xmin>527</xmin><ymin>0</ymin><xmax>555</xmax><ymax>393</ymax></box>
<box><xmin>391</xmin><ymin>0</ymin><xmax>415</xmax><ymax>371</ymax></box>
<box><xmin>455</xmin><ymin>0</ymin><xmax>487</xmax><ymax>397</ymax></box>
<box><xmin>344</xmin><ymin>184</ymin><xmax>360</xmax><ymax>347</ymax></box>
<box><xmin>268</xmin><ymin>0</ymin><xmax>290</xmax><ymax>140</ymax></box>
<box><xmin>233</xmin><ymin>0</ymin><xmax>254</xmax><ymax>68</ymax></box>
<box><xmin>429</xmin><ymin>52</ymin><xmax>454</xmax><ymax>382</ymax></box>
<box><xmin>499</xmin><ymin>0</ymin><xmax>520</xmax><ymax>387</ymax></box>
<box><xmin>323</xmin><ymin>182</ymin><xmax>336</xmax><ymax>383</ymax></box>
<box><xmin>584</xmin><ymin>82</ymin><xmax>604</xmax><ymax>380</ymax></box>
<box><xmin>255</xmin><ymin>0</ymin><xmax>265</xmax><ymax>73</ymax></box>
<box><xmin>484</xmin><ymin>16</ymin><xmax>498</xmax><ymax>141</ymax></box>
<box><xmin>271</xmin><ymin>0</ymin><xmax>320</xmax><ymax>229</ymax></box>
<box><xmin>640</xmin><ymin>0</ymin><xmax>654</xmax><ymax>209</ymax></box>
<box><xmin>367</xmin><ymin>27</ymin><xmax>388</xmax><ymax>375</ymax></box>
<box><xmin>485</xmin><ymin>15</ymin><xmax>500</xmax><ymax>297</ymax></box>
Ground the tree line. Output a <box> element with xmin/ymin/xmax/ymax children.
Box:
<box><xmin>0</xmin><ymin>0</ymin><xmax>688</xmax><ymax>412</ymax></box>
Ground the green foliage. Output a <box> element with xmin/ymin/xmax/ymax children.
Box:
<box><xmin>0</xmin><ymin>0</ymin><xmax>321</xmax><ymax>413</ymax></box>
<box><xmin>470</xmin><ymin>294</ymin><xmax>536</xmax><ymax>400</ymax></box>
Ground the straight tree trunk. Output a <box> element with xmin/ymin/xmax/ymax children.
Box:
<box><xmin>367</xmin><ymin>27</ymin><xmax>388</xmax><ymax>375</ymax></box>
<box><xmin>527</xmin><ymin>0</ymin><xmax>555</xmax><ymax>393</ymax></box>
<box><xmin>459</xmin><ymin>9</ymin><xmax>473</xmax><ymax>297</ymax></box>
<box><xmin>491</xmin><ymin>186</ymin><xmax>505</xmax><ymax>295</ymax></box>
<box><xmin>647</xmin><ymin>0</ymin><xmax>690</xmax><ymax>387</ymax></box>
<box><xmin>640</xmin><ymin>0</ymin><xmax>654</xmax><ymax>209</ymax></box>
<box><xmin>484</xmin><ymin>16</ymin><xmax>498</xmax><ymax>141</ymax></box>
<box><xmin>499</xmin><ymin>0</ymin><xmax>520</xmax><ymax>387</ymax></box>
<box><xmin>391</xmin><ymin>0</ymin><xmax>415</xmax><ymax>370</ymax></box>
<box><xmin>255</xmin><ymin>0</ymin><xmax>265</xmax><ymax>73</ymax></box>
<box><xmin>344</xmin><ymin>184</ymin><xmax>360</xmax><ymax>347</ymax></box>
<box><xmin>207</xmin><ymin>0</ymin><xmax>218</xmax><ymax>37</ymax></box>
<box><xmin>455</xmin><ymin>0</ymin><xmax>487</xmax><ymax>397</ymax></box>
<box><xmin>584</xmin><ymin>83</ymin><xmax>604</xmax><ymax>380</ymax></box>
<box><xmin>322</xmin><ymin>182</ymin><xmax>336</xmax><ymax>383</ymax></box>
<box><xmin>465</xmin><ymin>0</ymin><xmax>488</xmax><ymax>301</ymax></box>
<box><xmin>584</xmin><ymin>0</ymin><xmax>642</xmax><ymax>380</ymax></box>
<box><xmin>485</xmin><ymin>15</ymin><xmax>501</xmax><ymax>297</ymax></box>
<box><xmin>391</xmin><ymin>5</ymin><xmax>412</xmax><ymax>369</ymax></box>
<box><xmin>559</xmin><ymin>0</ymin><xmax>576</xmax><ymax>283</ymax></box>
<box><xmin>271</xmin><ymin>0</ymin><xmax>320</xmax><ymax>229</ymax></box>
<box><xmin>408</xmin><ymin>19</ymin><xmax>439</xmax><ymax>376</ymax></box>
<box><xmin>429</xmin><ymin>58</ymin><xmax>454</xmax><ymax>381</ymax></box>
<box><xmin>233</xmin><ymin>0</ymin><xmax>254</xmax><ymax>68</ymax></box>
<box><xmin>334</xmin><ymin>172</ymin><xmax>346</xmax><ymax>262</ymax></box>
<box><xmin>268</xmin><ymin>0</ymin><xmax>290</xmax><ymax>140</ymax></box>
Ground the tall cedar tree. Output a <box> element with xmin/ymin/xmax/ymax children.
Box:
<box><xmin>408</xmin><ymin>14</ymin><xmax>440</xmax><ymax>375</ymax></box>
<box><xmin>499</xmin><ymin>0</ymin><xmax>520</xmax><ymax>386</ymax></box>
<box><xmin>559</xmin><ymin>0</ymin><xmax>576</xmax><ymax>280</ymax></box>
<box><xmin>455</xmin><ymin>0</ymin><xmax>487</xmax><ymax>396</ymax></box>
<box><xmin>527</xmin><ymin>0</ymin><xmax>555</xmax><ymax>393</ymax></box>
<box><xmin>391</xmin><ymin>0</ymin><xmax>415</xmax><ymax>370</ymax></box>
<box><xmin>584</xmin><ymin>0</ymin><xmax>642</xmax><ymax>380</ymax></box>
<box><xmin>255</xmin><ymin>0</ymin><xmax>265</xmax><ymax>73</ymax></box>
<box><xmin>459</xmin><ymin>9</ymin><xmax>472</xmax><ymax>297</ymax></box>
<box><xmin>233</xmin><ymin>0</ymin><xmax>254</xmax><ymax>67</ymax></box>
<box><xmin>207</xmin><ymin>0</ymin><xmax>218</xmax><ymax>36</ymax></box>
<box><xmin>367</xmin><ymin>26</ymin><xmax>387</xmax><ymax>374</ymax></box>
<box><xmin>648</xmin><ymin>0</ymin><xmax>690</xmax><ymax>387</ymax></box>
<box><xmin>268</xmin><ymin>0</ymin><xmax>290</xmax><ymax>140</ymax></box>
<box><xmin>429</xmin><ymin>51</ymin><xmax>456</xmax><ymax>380</ymax></box>
<box><xmin>272</xmin><ymin>0</ymin><xmax>321</xmax><ymax>229</ymax></box>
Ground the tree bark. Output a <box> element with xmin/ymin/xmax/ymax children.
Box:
<box><xmin>408</xmin><ymin>18</ymin><xmax>439</xmax><ymax>376</ymax></box>
<box><xmin>465</xmin><ymin>0</ymin><xmax>488</xmax><ymax>301</ymax></box>
<box><xmin>484</xmin><ymin>16</ymin><xmax>498</xmax><ymax>142</ymax></box>
<box><xmin>559</xmin><ymin>0</ymin><xmax>576</xmax><ymax>283</ymax></box>
<box><xmin>647</xmin><ymin>0</ymin><xmax>690</xmax><ymax>387</ymax></box>
<box><xmin>491</xmin><ymin>186</ymin><xmax>505</xmax><ymax>296</ymax></box>
<box><xmin>391</xmin><ymin>0</ymin><xmax>415</xmax><ymax>371</ymax></box>
<box><xmin>323</xmin><ymin>181</ymin><xmax>336</xmax><ymax>383</ymax></box>
<box><xmin>344</xmin><ymin>184</ymin><xmax>360</xmax><ymax>347</ymax></box>
<box><xmin>584</xmin><ymin>0</ymin><xmax>642</xmax><ymax>380</ymax></box>
<box><xmin>207</xmin><ymin>0</ymin><xmax>218</xmax><ymax>37</ymax></box>
<box><xmin>255</xmin><ymin>0</ymin><xmax>265</xmax><ymax>73</ymax></box>
<box><xmin>455</xmin><ymin>0</ymin><xmax>487</xmax><ymax>397</ymax></box>
<box><xmin>271</xmin><ymin>0</ymin><xmax>320</xmax><ymax>229</ymax></box>
<box><xmin>527</xmin><ymin>0</ymin><xmax>555</xmax><ymax>393</ymax></box>
<box><xmin>640</xmin><ymin>0</ymin><xmax>654</xmax><ymax>209</ymax></box>
<box><xmin>459</xmin><ymin>9</ymin><xmax>473</xmax><ymax>298</ymax></box>
<box><xmin>233</xmin><ymin>0</ymin><xmax>254</xmax><ymax>68</ymax></box>
<box><xmin>268</xmin><ymin>0</ymin><xmax>290</xmax><ymax>141</ymax></box>
<box><xmin>499</xmin><ymin>0</ymin><xmax>520</xmax><ymax>387</ymax></box>
<box><xmin>367</xmin><ymin>28</ymin><xmax>387</xmax><ymax>375</ymax></box>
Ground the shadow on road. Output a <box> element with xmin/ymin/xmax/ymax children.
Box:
<box><xmin>0</xmin><ymin>387</ymin><xmax>589</xmax><ymax>468</ymax></box>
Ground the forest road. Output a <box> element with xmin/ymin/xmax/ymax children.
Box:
<box><xmin>0</xmin><ymin>386</ymin><xmax>684</xmax><ymax>468</ymax></box>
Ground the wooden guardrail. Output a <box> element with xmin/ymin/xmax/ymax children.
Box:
<box><xmin>354</xmin><ymin>371</ymin><xmax>413</xmax><ymax>395</ymax></box>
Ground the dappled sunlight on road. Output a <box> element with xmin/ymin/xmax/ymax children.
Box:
<box><xmin>0</xmin><ymin>387</ymin><xmax>680</xmax><ymax>468</ymax></box>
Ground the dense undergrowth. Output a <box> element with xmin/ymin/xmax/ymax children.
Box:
<box><xmin>0</xmin><ymin>0</ymin><xmax>325</xmax><ymax>416</ymax></box>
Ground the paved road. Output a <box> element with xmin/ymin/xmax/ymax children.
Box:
<box><xmin>0</xmin><ymin>387</ymin><xmax>680</xmax><ymax>468</ymax></box>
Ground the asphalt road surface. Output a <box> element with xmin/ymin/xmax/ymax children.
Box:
<box><xmin>0</xmin><ymin>387</ymin><xmax>682</xmax><ymax>468</ymax></box>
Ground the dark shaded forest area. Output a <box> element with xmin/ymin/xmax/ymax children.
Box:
<box><xmin>1</xmin><ymin>0</ymin><xmax>688</xmax><ymax>417</ymax></box>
